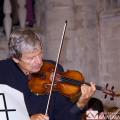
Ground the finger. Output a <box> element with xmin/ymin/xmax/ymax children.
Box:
<box><xmin>81</xmin><ymin>84</ymin><xmax>87</xmax><ymax>93</ymax></box>
<box><xmin>81</xmin><ymin>85</ymin><xmax>91</xmax><ymax>98</ymax></box>
<box><xmin>90</xmin><ymin>82</ymin><xmax>96</xmax><ymax>91</ymax></box>
<box><xmin>38</xmin><ymin>114</ymin><xmax>49</xmax><ymax>120</ymax></box>
<box><xmin>31</xmin><ymin>114</ymin><xmax>49</xmax><ymax>120</ymax></box>
<box><xmin>81</xmin><ymin>83</ymin><xmax>95</xmax><ymax>99</ymax></box>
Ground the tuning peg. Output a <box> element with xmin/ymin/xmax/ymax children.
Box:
<box><xmin>111</xmin><ymin>86</ymin><xmax>114</xmax><ymax>90</ymax></box>
<box><xmin>110</xmin><ymin>96</ymin><xmax>114</xmax><ymax>100</ymax></box>
<box><xmin>104</xmin><ymin>94</ymin><xmax>107</xmax><ymax>99</ymax></box>
<box><xmin>106</xmin><ymin>83</ymin><xmax>109</xmax><ymax>89</ymax></box>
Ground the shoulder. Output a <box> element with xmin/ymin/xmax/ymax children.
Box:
<box><xmin>0</xmin><ymin>58</ymin><xmax>13</xmax><ymax>68</ymax></box>
<box><xmin>0</xmin><ymin>58</ymin><xmax>16</xmax><ymax>73</ymax></box>
<box><xmin>0</xmin><ymin>59</ymin><xmax>13</xmax><ymax>82</ymax></box>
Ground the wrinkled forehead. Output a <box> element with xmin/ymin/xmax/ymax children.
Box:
<box><xmin>20</xmin><ymin>40</ymin><xmax>42</xmax><ymax>53</ymax></box>
<box><xmin>21</xmin><ymin>48</ymin><xmax>43</xmax><ymax>58</ymax></box>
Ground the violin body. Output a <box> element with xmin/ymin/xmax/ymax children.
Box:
<box><xmin>28</xmin><ymin>61</ymin><xmax>61</xmax><ymax>95</ymax></box>
<box><xmin>57</xmin><ymin>70</ymin><xmax>84</xmax><ymax>97</ymax></box>
<box><xmin>28</xmin><ymin>61</ymin><xmax>85</xmax><ymax>100</ymax></box>
<box><xmin>29</xmin><ymin>71</ymin><xmax>52</xmax><ymax>95</ymax></box>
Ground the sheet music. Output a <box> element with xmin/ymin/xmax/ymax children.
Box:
<box><xmin>0</xmin><ymin>84</ymin><xmax>30</xmax><ymax>120</ymax></box>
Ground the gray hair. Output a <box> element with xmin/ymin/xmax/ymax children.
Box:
<box><xmin>8</xmin><ymin>29</ymin><xmax>43</xmax><ymax>59</ymax></box>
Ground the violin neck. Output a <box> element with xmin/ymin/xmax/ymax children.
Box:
<box><xmin>61</xmin><ymin>75</ymin><xmax>117</xmax><ymax>99</ymax></box>
<box><xmin>61</xmin><ymin>77</ymin><xmax>104</xmax><ymax>91</ymax></box>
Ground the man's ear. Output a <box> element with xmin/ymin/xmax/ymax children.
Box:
<box><xmin>12</xmin><ymin>58</ymin><xmax>20</xmax><ymax>63</ymax></box>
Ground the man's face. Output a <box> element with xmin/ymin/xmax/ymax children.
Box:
<box><xmin>13</xmin><ymin>49</ymin><xmax>43</xmax><ymax>75</ymax></box>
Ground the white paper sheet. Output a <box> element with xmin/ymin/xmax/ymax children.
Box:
<box><xmin>0</xmin><ymin>84</ymin><xmax>30</xmax><ymax>120</ymax></box>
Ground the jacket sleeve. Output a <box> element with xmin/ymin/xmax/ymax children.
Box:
<box><xmin>50</xmin><ymin>92</ymin><xmax>86</xmax><ymax>120</ymax></box>
<box><xmin>55</xmin><ymin>104</ymin><xmax>86</xmax><ymax>120</ymax></box>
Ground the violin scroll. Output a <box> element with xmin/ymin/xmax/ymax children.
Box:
<box><xmin>102</xmin><ymin>83</ymin><xmax>120</xmax><ymax>100</ymax></box>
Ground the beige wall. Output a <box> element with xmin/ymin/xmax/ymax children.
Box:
<box><xmin>44</xmin><ymin>0</ymin><xmax>120</xmax><ymax>108</ymax></box>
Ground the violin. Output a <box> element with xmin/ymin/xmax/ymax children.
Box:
<box><xmin>28</xmin><ymin>61</ymin><xmax>120</xmax><ymax>101</ymax></box>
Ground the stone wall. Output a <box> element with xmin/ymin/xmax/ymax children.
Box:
<box><xmin>98</xmin><ymin>12</ymin><xmax>120</xmax><ymax>108</ymax></box>
<box><xmin>44</xmin><ymin>0</ymin><xmax>120</xmax><ymax>107</ymax></box>
<box><xmin>45</xmin><ymin>0</ymin><xmax>98</xmax><ymax>82</ymax></box>
<box><xmin>0</xmin><ymin>37</ymin><xmax>8</xmax><ymax>60</ymax></box>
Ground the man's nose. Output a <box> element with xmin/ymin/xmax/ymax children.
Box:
<box><xmin>35</xmin><ymin>56</ymin><xmax>42</xmax><ymax>64</ymax></box>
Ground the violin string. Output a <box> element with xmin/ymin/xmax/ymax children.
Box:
<box><xmin>45</xmin><ymin>21</ymin><xmax>67</xmax><ymax>115</ymax></box>
<box><xmin>61</xmin><ymin>76</ymin><xmax>84</xmax><ymax>86</ymax></box>
<box><xmin>60</xmin><ymin>76</ymin><xmax>104</xmax><ymax>91</ymax></box>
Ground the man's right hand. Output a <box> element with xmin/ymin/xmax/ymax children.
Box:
<box><xmin>31</xmin><ymin>114</ymin><xmax>49</xmax><ymax>120</ymax></box>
